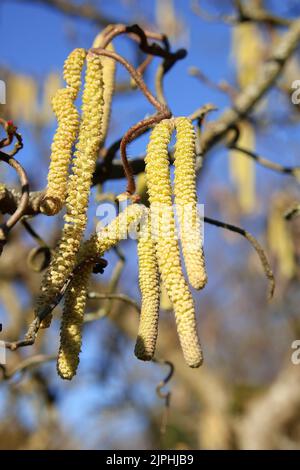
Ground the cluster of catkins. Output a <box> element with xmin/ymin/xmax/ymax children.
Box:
<box><xmin>36</xmin><ymin>35</ymin><xmax>207</xmax><ymax>380</ymax></box>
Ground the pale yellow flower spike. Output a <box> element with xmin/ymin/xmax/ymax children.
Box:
<box><xmin>57</xmin><ymin>203</ymin><xmax>145</xmax><ymax>379</ymax></box>
<box><xmin>134</xmin><ymin>211</ymin><xmax>160</xmax><ymax>361</ymax></box>
<box><xmin>41</xmin><ymin>48</ymin><xmax>86</xmax><ymax>215</ymax></box>
<box><xmin>174</xmin><ymin>117</ymin><xmax>207</xmax><ymax>290</ymax></box>
<box><xmin>145</xmin><ymin>119</ymin><xmax>203</xmax><ymax>368</ymax></box>
<box><xmin>78</xmin><ymin>203</ymin><xmax>145</xmax><ymax>263</ymax></box>
<box><xmin>36</xmin><ymin>53</ymin><xmax>104</xmax><ymax>327</ymax></box>
<box><xmin>57</xmin><ymin>262</ymin><xmax>91</xmax><ymax>380</ymax></box>
<box><xmin>92</xmin><ymin>32</ymin><xmax>116</xmax><ymax>148</ymax></box>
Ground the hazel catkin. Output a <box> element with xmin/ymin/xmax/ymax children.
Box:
<box><xmin>174</xmin><ymin>117</ymin><xmax>207</xmax><ymax>290</ymax></box>
<box><xmin>41</xmin><ymin>48</ymin><xmax>86</xmax><ymax>215</ymax></box>
<box><xmin>57</xmin><ymin>262</ymin><xmax>91</xmax><ymax>380</ymax></box>
<box><xmin>92</xmin><ymin>31</ymin><xmax>116</xmax><ymax>148</ymax></box>
<box><xmin>134</xmin><ymin>211</ymin><xmax>160</xmax><ymax>361</ymax></box>
<box><xmin>36</xmin><ymin>53</ymin><xmax>104</xmax><ymax>326</ymax></box>
<box><xmin>57</xmin><ymin>203</ymin><xmax>145</xmax><ymax>379</ymax></box>
<box><xmin>145</xmin><ymin>119</ymin><xmax>203</xmax><ymax>368</ymax></box>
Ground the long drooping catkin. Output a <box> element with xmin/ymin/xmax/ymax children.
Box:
<box><xmin>57</xmin><ymin>262</ymin><xmax>91</xmax><ymax>380</ymax></box>
<box><xmin>57</xmin><ymin>203</ymin><xmax>145</xmax><ymax>379</ymax></box>
<box><xmin>174</xmin><ymin>117</ymin><xmax>207</xmax><ymax>290</ymax></box>
<box><xmin>92</xmin><ymin>31</ymin><xmax>116</xmax><ymax>147</ymax></box>
<box><xmin>36</xmin><ymin>53</ymin><xmax>104</xmax><ymax>325</ymax></box>
<box><xmin>41</xmin><ymin>48</ymin><xmax>86</xmax><ymax>215</ymax></box>
<box><xmin>134</xmin><ymin>211</ymin><xmax>160</xmax><ymax>361</ymax></box>
<box><xmin>145</xmin><ymin>119</ymin><xmax>203</xmax><ymax>368</ymax></box>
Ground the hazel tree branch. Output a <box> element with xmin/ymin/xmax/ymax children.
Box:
<box><xmin>201</xmin><ymin>17</ymin><xmax>300</xmax><ymax>154</ymax></box>
<box><xmin>9</xmin><ymin>0</ymin><xmax>116</xmax><ymax>27</ymax></box>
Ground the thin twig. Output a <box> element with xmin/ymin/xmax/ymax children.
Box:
<box><xmin>191</xmin><ymin>0</ymin><xmax>291</xmax><ymax>27</ymax></box>
<box><xmin>119</xmin><ymin>111</ymin><xmax>171</xmax><ymax>195</ymax></box>
<box><xmin>203</xmin><ymin>216</ymin><xmax>275</xmax><ymax>299</ymax></box>
<box><xmin>0</xmin><ymin>150</ymin><xmax>29</xmax><ymax>252</ymax></box>
<box><xmin>189</xmin><ymin>66</ymin><xmax>238</xmax><ymax>100</ymax></box>
<box><xmin>0</xmin><ymin>354</ymin><xmax>56</xmax><ymax>381</ymax></box>
<box><xmin>90</xmin><ymin>48</ymin><xmax>164</xmax><ymax>110</ymax></box>
<box><xmin>229</xmin><ymin>144</ymin><xmax>300</xmax><ymax>177</ymax></box>
<box><xmin>152</xmin><ymin>358</ymin><xmax>174</xmax><ymax>435</ymax></box>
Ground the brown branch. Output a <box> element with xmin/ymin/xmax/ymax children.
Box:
<box><xmin>119</xmin><ymin>111</ymin><xmax>170</xmax><ymax>195</ymax></box>
<box><xmin>191</xmin><ymin>0</ymin><xmax>291</xmax><ymax>27</ymax></box>
<box><xmin>229</xmin><ymin>144</ymin><xmax>300</xmax><ymax>177</ymax></box>
<box><xmin>189</xmin><ymin>66</ymin><xmax>238</xmax><ymax>100</ymax></box>
<box><xmin>201</xmin><ymin>17</ymin><xmax>300</xmax><ymax>155</ymax></box>
<box><xmin>0</xmin><ymin>150</ymin><xmax>29</xmax><ymax>253</ymax></box>
<box><xmin>87</xmin><ymin>291</ymin><xmax>140</xmax><ymax>314</ymax></box>
<box><xmin>0</xmin><ymin>354</ymin><xmax>56</xmax><ymax>381</ymax></box>
<box><xmin>9</xmin><ymin>0</ymin><xmax>116</xmax><ymax>26</ymax></box>
<box><xmin>90</xmin><ymin>48</ymin><xmax>164</xmax><ymax>110</ymax></box>
<box><xmin>285</xmin><ymin>205</ymin><xmax>300</xmax><ymax>220</ymax></box>
<box><xmin>152</xmin><ymin>358</ymin><xmax>174</xmax><ymax>435</ymax></box>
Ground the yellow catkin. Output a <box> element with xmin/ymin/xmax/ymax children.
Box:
<box><xmin>229</xmin><ymin>120</ymin><xmax>256</xmax><ymax>214</ymax></box>
<box><xmin>174</xmin><ymin>117</ymin><xmax>207</xmax><ymax>290</ymax></box>
<box><xmin>9</xmin><ymin>74</ymin><xmax>38</xmax><ymax>123</ymax></box>
<box><xmin>267</xmin><ymin>195</ymin><xmax>295</xmax><ymax>279</ymax></box>
<box><xmin>41</xmin><ymin>48</ymin><xmax>87</xmax><ymax>215</ymax></box>
<box><xmin>231</xmin><ymin>23</ymin><xmax>262</xmax><ymax>215</ymax></box>
<box><xmin>134</xmin><ymin>211</ymin><xmax>160</xmax><ymax>361</ymax></box>
<box><xmin>92</xmin><ymin>31</ymin><xmax>116</xmax><ymax>147</ymax></box>
<box><xmin>36</xmin><ymin>53</ymin><xmax>104</xmax><ymax>326</ymax></box>
<box><xmin>57</xmin><ymin>203</ymin><xmax>145</xmax><ymax>379</ymax></box>
<box><xmin>232</xmin><ymin>23</ymin><xmax>263</xmax><ymax>90</ymax></box>
<box><xmin>145</xmin><ymin>119</ymin><xmax>203</xmax><ymax>368</ymax></box>
<box><xmin>41</xmin><ymin>72</ymin><xmax>61</xmax><ymax>124</ymax></box>
<box><xmin>57</xmin><ymin>262</ymin><xmax>91</xmax><ymax>380</ymax></box>
<box><xmin>78</xmin><ymin>203</ymin><xmax>145</xmax><ymax>263</ymax></box>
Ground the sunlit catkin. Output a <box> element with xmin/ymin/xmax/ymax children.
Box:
<box><xmin>134</xmin><ymin>211</ymin><xmax>160</xmax><ymax>361</ymax></box>
<box><xmin>36</xmin><ymin>53</ymin><xmax>104</xmax><ymax>326</ymax></box>
<box><xmin>41</xmin><ymin>48</ymin><xmax>86</xmax><ymax>215</ymax></box>
<box><xmin>174</xmin><ymin>117</ymin><xmax>207</xmax><ymax>290</ymax></box>
<box><xmin>92</xmin><ymin>32</ymin><xmax>116</xmax><ymax>147</ymax></box>
<box><xmin>145</xmin><ymin>119</ymin><xmax>203</xmax><ymax>368</ymax></box>
<box><xmin>78</xmin><ymin>203</ymin><xmax>145</xmax><ymax>263</ymax></box>
<box><xmin>57</xmin><ymin>262</ymin><xmax>91</xmax><ymax>380</ymax></box>
<box><xmin>57</xmin><ymin>203</ymin><xmax>145</xmax><ymax>379</ymax></box>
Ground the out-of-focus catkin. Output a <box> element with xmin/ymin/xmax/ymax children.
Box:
<box><xmin>36</xmin><ymin>53</ymin><xmax>104</xmax><ymax>326</ymax></box>
<box><xmin>134</xmin><ymin>211</ymin><xmax>160</xmax><ymax>361</ymax></box>
<box><xmin>57</xmin><ymin>203</ymin><xmax>145</xmax><ymax>379</ymax></box>
<box><xmin>92</xmin><ymin>31</ymin><xmax>116</xmax><ymax>148</ymax></box>
<box><xmin>174</xmin><ymin>117</ymin><xmax>207</xmax><ymax>290</ymax></box>
<box><xmin>41</xmin><ymin>48</ymin><xmax>86</xmax><ymax>215</ymax></box>
<box><xmin>145</xmin><ymin>119</ymin><xmax>203</xmax><ymax>368</ymax></box>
